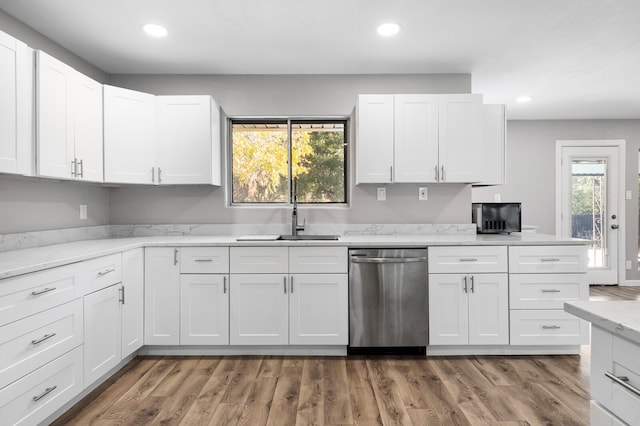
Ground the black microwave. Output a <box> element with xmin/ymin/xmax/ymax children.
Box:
<box><xmin>472</xmin><ymin>202</ymin><xmax>521</xmax><ymax>234</ymax></box>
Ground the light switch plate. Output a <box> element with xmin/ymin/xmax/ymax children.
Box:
<box><xmin>419</xmin><ymin>187</ymin><xmax>428</xmax><ymax>201</ymax></box>
<box><xmin>80</xmin><ymin>205</ymin><xmax>88</xmax><ymax>220</ymax></box>
<box><xmin>626</xmin><ymin>190</ymin><xmax>632</xmax><ymax>200</ymax></box>
<box><xmin>377</xmin><ymin>187</ymin><xmax>386</xmax><ymax>201</ymax></box>
<box><xmin>626</xmin><ymin>260</ymin><xmax>632</xmax><ymax>270</ymax></box>
<box><xmin>494</xmin><ymin>193</ymin><xmax>502</xmax><ymax>202</ymax></box>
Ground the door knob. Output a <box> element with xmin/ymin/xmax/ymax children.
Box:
<box><xmin>611</xmin><ymin>224</ymin><xmax>619</xmax><ymax>229</ymax></box>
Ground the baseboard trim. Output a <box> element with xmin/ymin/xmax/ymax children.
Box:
<box><xmin>426</xmin><ymin>345</ymin><xmax>582</xmax><ymax>356</ymax></box>
<box><xmin>621</xmin><ymin>280</ymin><xmax>640</xmax><ymax>287</ymax></box>
<box><xmin>139</xmin><ymin>345</ymin><xmax>347</xmax><ymax>356</ymax></box>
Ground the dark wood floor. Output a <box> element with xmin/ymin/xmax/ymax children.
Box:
<box><xmin>53</xmin><ymin>286</ymin><xmax>640</xmax><ymax>426</ymax></box>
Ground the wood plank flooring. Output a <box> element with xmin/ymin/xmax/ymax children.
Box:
<box><xmin>53</xmin><ymin>286</ymin><xmax>640</xmax><ymax>426</ymax></box>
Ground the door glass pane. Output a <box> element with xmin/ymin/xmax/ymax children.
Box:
<box><xmin>571</xmin><ymin>159</ymin><xmax>607</xmax><ymax>268</ymax></box>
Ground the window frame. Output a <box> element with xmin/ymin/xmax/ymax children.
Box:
<box><xmin>227</xmin><ymin>116</ymin><xmax>349</xmax><ymax>206</ymax></box>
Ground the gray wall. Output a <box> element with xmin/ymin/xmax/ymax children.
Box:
<box><xmin>107</xmin><ymin>74</ymin><xmax>474</xmax><ymax>226</ymax></box>
<box><xmin>473</xmin><ymin>119</ymin><xmax>640</xmax><ymax>281</ymax></box>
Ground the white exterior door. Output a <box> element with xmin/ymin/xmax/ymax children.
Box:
<box><xmin>557</xmin><ymin>142</ymin><xmax>624</xmax><ymax>285</ymax></box>
<box><xmin>36</xmin><ymin>50</ymin><xmax>74</xmax><ymax>179</ymax></box>
<box><xmin>72</xmin><ymin>72</ymin><xmax>103</xmax><ymax>182</ymax></box>
<box><xmin>394</xmin><ymin>94</ymin><xmax>439</xmax><ymax>183</ymax></box>
<box><xmin>144</xmin><ymin>248</ymin><xmax>180</xmax><ymax>345</ymax></box>
<box><xmin>121</xmin><ymin>248</ymin><xmax>144</xmax><ymax>358</ymax></box>
<box><xmin>429</xmin><ymin>274</ymin><xmax>468</xmax><ymax>345</ymax></box>
<box><xmin>289</xmin><ymin>274</ymin><xmax>348</xmax><ymax>345</ymax></box>
<box><xmin>356</xmin><ymin>94</ymin><xmax>394</xmax><ymax>183</ymax></box>
<box><xmin>437</xmin><ymin>94</ymin><xmax>482</xmax><ymax>183</ymax></box>
<box><xmin>468</xmin><ymin>274</ymin><xmax>509</xmax><ymax>345</ymax></box>
<box><xmin>229</xmin><ymin>274</ymin><xmax>288</xmax><ymax>345</ymax></box>
<box><xmin>83</xmin><ymin>284</ymin><xmax>121</xmax><ymax>386</ymax></box>
<box><xmin>103</xmin><ymin>85</ymin><xmax>156</xmax><ymax>184</ymax></box>
<box><xmin>180</xmin><ymin>274</ymin><xmax>229</xmax><ymax>345</ymax></box>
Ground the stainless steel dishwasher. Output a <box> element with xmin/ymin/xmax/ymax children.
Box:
<box><xmin>349</xmin><ymin>248</ymin><xmax>428</xmax><ymax>352</ymax></box>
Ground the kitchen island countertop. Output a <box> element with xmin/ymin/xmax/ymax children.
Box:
<box><xmin>565</xmin><ymin>300</ymin><xmax>640</xmax><ymax>345</ymax></box>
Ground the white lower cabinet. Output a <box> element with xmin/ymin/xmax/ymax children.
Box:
<box><xmin>144</xmin><ymin>248</ymin><xmax>180</xmax><ymax>345</ymax></box>
<box><xmin>83</xmin><ymin>284</ymin><xmax>121</xmax><ymax>386</ymax></box>
<box><xmin>429</xmin><ymin>273</ymin><xmax>509</xmax><ymax>345</ymax></box>
<box><xmin>0</xmin><ymin>346</ymin><xmax>83</xmax><ymax>426</ymax></box>
<box><xmin>180</xmin><ymin>274</ymin><xmax>229</xmax><ymax>345</ymax></box>
<box><xmin>121</xmin><ymin>249</ymin><xmax>144</xmax><ymax>358</ymax></box>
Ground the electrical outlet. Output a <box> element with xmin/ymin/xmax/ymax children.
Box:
<box><xmin>418</xmin><ymin>187</ymin><xmax>428</xmax><ymax>201</ymax></box>
<box><xmin>626</xmin><ymin>260</ymin><xmax>632</xmax><ymax>270</ymax></box>
<box><xmin>80</xmin><ymin>205</ymin><xmax>88</xmax><ymax>220</ymax></box>
<box><xmin>494</xmin><ymin>193</ymin><xmax>501</xmax><ymax>202</ymax></box>
<box><xmin>626</xmin><ymin>190</ymin><xmax>632</xmax><ymax>200</ymax></box>
<box><xmin>377</xmin><ymin>187</ymin><xmax>386</xmax><ymax>201</ymax></box>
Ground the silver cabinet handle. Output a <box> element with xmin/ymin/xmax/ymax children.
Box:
<box><xmin>542</xmin><ymin>289</ymin><xmax>561</xmax><ymax>293</ymax></box>
<box><xmin>540</xmin><ymin>258</ymin><xmax>560</xmax><ymax>262</ymax></box>
<box><xmin>151</xmin><ymin>167</ymin><xmax>155</xmax><ymax>183</ymax></box>
<box><xmin>71</xmin><ymin>159</ymin><xmax>77</xmax><ymax>177</ymax></box>
<box><xmin>283</xmin><ymin>276</ymin><xmax>287</xmax><ymax>294</ymax></box>
<box><xmin>290</xmin><ymin>276</ymin><xmax>294</xmax><ymax>293</ymax></box>
<box><xmin>223</xmin><ymin>276</ymin><xmax>227</xmax><ymax>294</ymax></box>
<box><xmin>158</xmin><ymin>167</ymin><xmax>162</xmax><ymax>184</ymax></box>
<box><xmin>97</xmin><ymin>268</ymin><xmax>115</xmax><ymax>277</ymax></box>
<box><xmin>605</xmin><ymin>372</ymin><xmax>640</xmax><ymax>397</ymax></box>
<box><xmin>389</xmin><ymin>166</ymin><xmax>393</xmax><ymax>182</ymax></box>
<box><xmin>434</xmin><ymin>165</ymin><xmax>439</xmax><ymax>181</ymax></box>
<box><xmin>441</xmin><ymin>165</ymin><xmax>445</xmax><ymax>182</ymax></box>
<box><xmin>33</xmin><ymin>385</ymin><xmax>57</xmax><ymax>402</ymax></box>
<box><xmin>78</xmin><ymin>159</ymin><xmax>84</xmax><ymax>178</ymax></box>
<box><xmin>459</xmin><ymin>258</ymin><xmax>478</xmax><ymax>262</ymax></box>
<box><xmin>463</xmin><ymin>276</ymin><xmax>468</xmax><ymax>293</ymax></box>
<box><xmin>470</xmin><ymin>275</ymin><xmax>475</xmax><ymax>293</ymax></box>
<box><xmin>542</xmin><ymin>325</ymin><xmax>561</xmax><ymax>329</ymax></box>
<box><xmin>174</xmin><ymin>248</ymin><xmax>178</xmax><ymax>265</ymax></box>
<box><xmin>31</xmin><ymin>333</ymin><xmax>56</xmax><ymax>345</ymax></box>
<box><xmin>31</xmin><ymin>287</ymin><xmax>56</xmax><ymax>296</ymax></box>
<box><xmin>194</xmin><ymin>259</ymin><xmax>213</xmax><ymax>262</ymax></box>
<box><xmin>119</xmin><ymin>287</ymin><xmax>125</xmax><ymax>304</ymax></box>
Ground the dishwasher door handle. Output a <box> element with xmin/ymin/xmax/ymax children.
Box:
<box><xmin>351</xmin><ymin>257</ymin><xmax>428</xmax><ymax>264</ymax></box>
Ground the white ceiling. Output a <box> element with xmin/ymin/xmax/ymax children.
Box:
<box><xmin>1</xmin><ymin>0</ymin><xmax>639</xmax><ymax>120</ymax></box>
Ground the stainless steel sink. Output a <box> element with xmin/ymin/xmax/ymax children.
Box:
<box><xmin>277</xmin><ymin>234</ymin><xmax>340</xmax><ymax>241</ymax></box>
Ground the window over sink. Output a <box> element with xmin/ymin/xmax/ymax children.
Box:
<box><xmin>229</xmin><ymin>118</ymin><xmax>348</xmax><ymax>205</ymax></box>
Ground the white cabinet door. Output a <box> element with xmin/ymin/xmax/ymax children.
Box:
<box><xmin>72</xmin><ymin>72</ymin><xmax>103</xmax><ymax>182</ymax></box>
<box><xmin>103</xmin><ymin>85</ymin><xmax>156</xmax><ymax>184</ymax></box>
<box><xmin>429</xmin><ymin>274</ymin><xmax>468</xmax><ymax>345</ymax></box>
<box><xmin>356</xmin><ymin>94</ymin><xmax>394</xmax><ymax>183</ymax></box>
<box><xmin>156</xmin><ymin>95</ymin><xmax>220</xmax><ymax>185</ymax></box>
<box><xmin>437</xmin><ymin>94</ymin><xmax>482</xmax><ymax>183</ymax></box>
<box><xmin>229</xmin><ymin>274</ymin><xmax>288</xmax><ymax>345</ymax></box>
<box><xmin>0</xmin><ymin>30</ymin><xmax>32</xmax><ymax>176</ymax></box>
<box><xmin>394</xmin><ymin>94</ymin><xmax>439</xmax><ymax>183</ymax></box>
<box><xmin>180</xmin><ymin>274</ymin><xmax>229</xmax><ymax>345</ymax></box>
<box><xmin>84</xmin><ymin>284</ymin><xmax>121</xmax><ymax>387</ymax></box>
<box><xmin>289</xmin><ymin>274</ymin><xmax>348</xmax><ymax>345</ymax></box>
<box><xmin>477</xmin><ymin>104</ymin><xmax>506</xmax><ymax>185</ymax></box>
<box><xmin>468</xmin><ymin>274</ymin><xmax>509</xmax><ymax>345</ymax></box>
<box><xmin>36</xmin><ymin>50</ymin><xmax>74</xmax><ymax>179</ymax></box>
<box><xmin>144</xmin><ymin>248</ymin><xmax>180</xmax><ymax>345</ymax></box>
<box><xmin>121</xmin><ymin>248</ymin><xmax>144</xmax><ymax>358</ymax></box>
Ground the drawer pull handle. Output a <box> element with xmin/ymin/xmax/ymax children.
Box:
<box><xmin>31</xmin><ymin>333</ymin><xmax>57</xmax><ymax>345</ymax></box>
<box><xmin>97</xmin><ymin>268</ymin><xmax>115</xmax><ymax>277</ymax></box>
<box><xmin>541</xmin><ymin>289</ymin><xmax>561</xmax><ymax>293</ymax></box>
<box><xmin>540</xmin><ymin>258</ymin><xmax>560</xmax><ymax>262</ymax></box>
<box><xmin>194</xmin><ymin>259</ymin><xmax>213</xmax><ymax>262</ymax></box>
<box><xmin>31</xmin><ymin>287</ymin><xmax>56</xmax><ymax>296</ymax></box>
<box><xmin>542</xmin><ymin>325</ymin><xmax>561</xmax><ymax>330</ymax></box>
<box><xmin>605</xmin><ymin>372</ymin><xmax>640</xmax><ymax>397</ymax></box>
<box><xmin>459</xmin><ymin>258</ymin><xmax>478</xmax><ymax>262</ymax></box>
<box><xmin>33</xmin><ymin>385</ymin><xmax>57</xmax><ymax>402</ymax></box>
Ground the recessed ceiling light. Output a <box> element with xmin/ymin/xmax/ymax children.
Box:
<box><xmin>142</xmin><ymin>23</ymin><xmax>168</xmax><ymax>38</ymax></box>
<box><xmin>377</xmin><ymin>22</ymin><xmax>401</xmax><ymax>37</ymax></box>
<box><xmin>516</xmin><ymin>95</ymin><xmax>532</xmax><ymax>103</ymax></box>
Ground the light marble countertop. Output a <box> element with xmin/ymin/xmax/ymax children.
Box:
<box><xmin>0</xmin><ymin>233</ymin><xmax>588</xmax><ymax>280</ymax></box>
<box><xmin>565</xmin><ymin>301</ymin><xmax>640</xmax><ymax>345</ymax></box>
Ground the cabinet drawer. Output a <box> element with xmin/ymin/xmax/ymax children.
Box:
<box><xmin>0</xmin><ymin>265</ymin><xmax>79</xmax><ymax>326</ymax></box>
<box><xmin>180</xmin><ymin>247</ymin><xmax>229</xmax><ymax>273</ymax></box>
<box><xmin>289</xmin><ymin>247</ymin><xmax>348</xmax><ymax>274</ymax></box>
<box><xmin>510</xmin><ymin>310</ymin><xmax>584</xmax><ymax>345</ymax></box>
<box><xmin>79</xmin><ymin>253</ymin><xmax>122</xmax><ymax>295</ymax></box>
<box><xmin>0</xmin><ymin>346</ymin><xmax>83</xmax><ymax>425</ymax></box>
<box><xmin>609</xmin><ymin>334</ymin><xmax>640</xmax><ymax>425</ymax></box>
<box><xmin>509</xmin><ymin>274</ymin><xmax>588</xmax><ymax>309</ymax></box>
<box><xmin>230</xmin><ymin>247</ymin><xmax>288</xmax><ymax>273</ymax></box>
<box><xmin>0</xmin><ymin>299</ymin><xmax>83</xmax><ymax>389</ymax></box>
<box><xmin>509</xmin><ymin>245</ymin><xmax>587</xmax><ymax>273</ymax></box>
<box><xmin>428</xmin><ymin>246</ymin><xmax>507</xmax><ymax>273</ymax></box>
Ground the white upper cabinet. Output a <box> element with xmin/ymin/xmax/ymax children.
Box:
<box><xmin>156</xmin><ymin>95</ymin><xmax>221</xmax><ymax>185</ymax></box>
<box><xmin>103</xmin><ymin>85</ymin><xmax>156</xmax><ymax>184</ymax></box>
<box><xmin>356</xmin><ymin>94</ymin><xmax>394</xmax><ymax>183</ymax></box>
<box><xmin>356</xmin><ymin>93</ymin><xmax>486</xmax><ymax>184</ymax></box>
<box><xmin>394</xmin><ymin>94</ymin><xmax>439</xmax><ymax>183</ymax></box>
<box><xmin>476</xmin><ymin>104</ymin><xmax>506</xmax><ymax>186</ymax></box>
<box><xmin>0</xmin><ymin>30</ymin><xmax>33</xmax><ymax>176</ymax></box>
<box><xmin>36</xmin><ymin>50</ymin><xmax>103</xmax><ymax>182</ymax></box>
